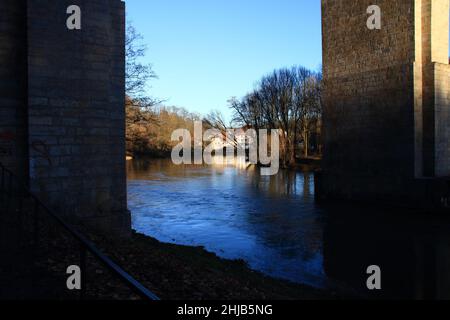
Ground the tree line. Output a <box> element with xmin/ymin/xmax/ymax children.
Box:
<box><xmin>229</xmin><ymin>66</ymin><xmax>322</xmax><ymax>168</ymax></box>
<box><xmin>125</xmin><ymin>23</ymin><xmax>323</xmax><ymax>165</ymax></box>
<box><xmin>126</xmin><ymin>100</ymin><xmax>201</xmax><ymax>157</ymax></box>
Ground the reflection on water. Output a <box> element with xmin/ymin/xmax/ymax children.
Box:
<box><xmin>127</xmin><ymin>158</ymin><xmax>450</xmax><ymax>299</ymax></box>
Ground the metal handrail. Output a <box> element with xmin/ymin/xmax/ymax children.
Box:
<box><xmin>0</xmin><ymin>162</ymin><xmax>160</xmax><ymax>300</ymax></box>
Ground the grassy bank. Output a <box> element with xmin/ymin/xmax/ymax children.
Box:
<box><xmin>95</xmin><ymin>230</ymin><xmax>338</xmax><ymax>300</ymax></box>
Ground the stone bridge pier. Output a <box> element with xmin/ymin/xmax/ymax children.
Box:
<box><xmin>320</xmin><ymin>0</ymin><xmax>450</xmax><ymax>210</ymax></box>
<box><xmin>0</xmin><ymin>0</ymin><xmax>130</xmax><ymax>236</ymax></box>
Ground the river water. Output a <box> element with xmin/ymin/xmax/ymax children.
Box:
<box><xmin>127</xmin><ymin>158</ymin><xmax>450</xmax><ymax>299</ymax></box>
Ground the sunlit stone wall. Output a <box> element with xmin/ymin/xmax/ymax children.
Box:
<box><xmin>421</xmin><ymin>0</ymin><xmax>450</xmax><ymax>177</ymax></box>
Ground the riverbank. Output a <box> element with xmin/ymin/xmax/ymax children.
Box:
<box><xmin>95</xmin><ymin>230</ymin><xmax>339</xmax><ymax>300</ymax></box>
<box><xmin>128</xmin><ymin>154</ymin><xmax>322</xmax><ymax>170</ymax></box>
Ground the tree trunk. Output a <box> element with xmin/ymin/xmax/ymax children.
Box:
<box><xmin>304</xmin><ymin>129</ymin><xmax>309</xmax><ymax>158</ymax></box>
<box><xmin>289</xmin><ymin>141</ymin><xmax>296</xmax><ymax>166</ymax></box>
<box><xmin>280</xmin><ymin>134</ymin><xmax>289</xmax><ymax>168</ymax></box>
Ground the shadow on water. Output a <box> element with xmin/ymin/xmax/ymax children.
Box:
<box><xmin>127</xmin><ymin>157</ymin><xmax>450</xmax><ymax>299</ymax></box>
<box><xmin>323</xmin><ymin>204</ymin><xmax>450</xmax><ymax>299</ymax></box>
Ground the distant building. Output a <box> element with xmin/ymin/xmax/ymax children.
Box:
<box><xmin>208</xmin><ymin>127</ymin><xmax>256</xmax><ymax>152</ymax></box>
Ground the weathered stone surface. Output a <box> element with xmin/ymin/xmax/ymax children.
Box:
<box><xmin>0</xmin><ymin>0</ymin><xmax>28</xmax><ymax>180</ymax></box>
<box><xmin>0</xmin><ymin>0</ymin><xmax>129</xmax><ymax>236</ymax></box>
<box><xmin>320</xmin><ymin>0</ymin><xmax>450</xmax><ymax>209</ymax></box>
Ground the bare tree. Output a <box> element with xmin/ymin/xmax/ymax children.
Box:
<box><xmin>204</xmin><ymin>110</ymin><xmax>228</xmax><ymax>132</ymax></box>
<box><xmin>125</xmin><ymin>23</ymin><xmax>161</xmax><ymax>155</ymax></box>
<box><xmin>126</xmin><ymin>24</ymin><xmax>157</xmax><ymax>98</ymax></box>
<box><xmin>230</xmin><ymin>66</ymin><xmax>322</xmax><ymax>167</ymax></box>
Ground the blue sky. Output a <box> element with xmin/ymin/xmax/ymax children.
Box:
<box><xmin>126</xmin><ymin>0</ymin><xmax>322</xmax><ymax>122</ymax></box>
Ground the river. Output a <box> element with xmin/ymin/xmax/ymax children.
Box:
<box><xmin>127</xmin><ymin>157</ymin><xmax>450</xmax><ymax>299</ymax></box>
